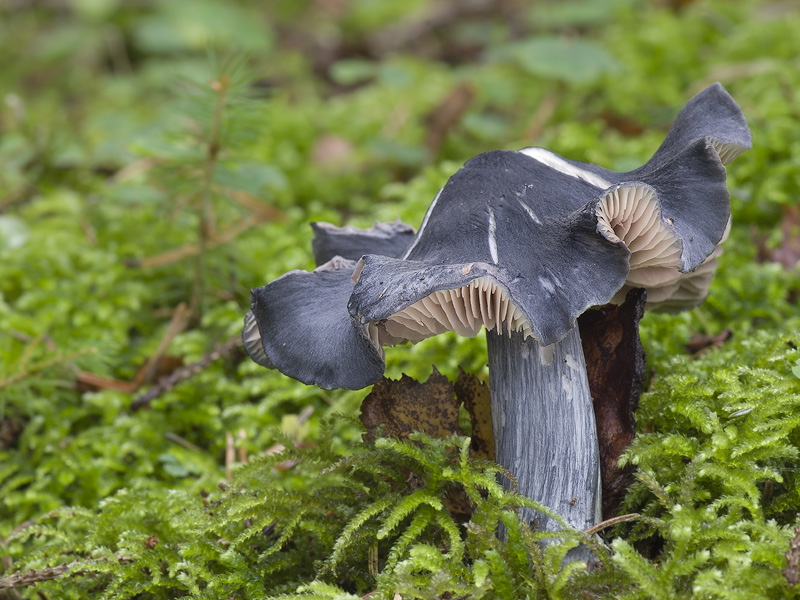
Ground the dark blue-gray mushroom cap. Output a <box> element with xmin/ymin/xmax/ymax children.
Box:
<box><xmin>310</xmin><ymin>219</ymin><xmax>416</xmax><ymax>265</ymax></box>
<box><xmin>244</xmin><ymin>83</ymin><xmax>751</xmax><ymax>390</ymax></box>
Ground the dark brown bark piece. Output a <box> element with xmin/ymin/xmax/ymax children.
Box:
<box><xmin>578</xmin><ymin>287</ymin><xmax>647</xmax><ymax>520</ymax></box>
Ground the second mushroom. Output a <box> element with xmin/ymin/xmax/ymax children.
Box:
<box><xmin>244</xmin><ymin>83</ymin><xmax>751</xmax><ymax>550</ymax></box>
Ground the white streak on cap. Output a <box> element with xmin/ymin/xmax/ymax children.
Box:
<box><xmin>519</xmin><ymin>147</ymin><xmax>612</xmax><ymax>189</ymax></box>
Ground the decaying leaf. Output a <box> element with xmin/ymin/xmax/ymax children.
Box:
<box><xmin>455</xmin><ymin>368</ymin><xmax>494</xmax><ymax>461</ymax></box>
<box><xmin>578</xmin><ymin>287</ymin><xmax>647</xmax><ymax>520</ymax></box>
<box><xmin>360</xmin><ymin>367</ymin><xmax>461</xmax><ymax>442</ymax></box>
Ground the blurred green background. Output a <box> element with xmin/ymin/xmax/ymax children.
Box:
<box><xmin>1</xmin><ymin>0</ymin><xmax>800</xmax><ymax>597</ymax></box>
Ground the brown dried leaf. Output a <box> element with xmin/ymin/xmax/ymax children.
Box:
<box><xmin>686</xmin><ymin>328</ymin><xmax>733</xmax><ymax>355</ymax></box>
<box><xmin>785</xmin><ymin>526</ymin><xmax>800</xmax><ymax>587</ymax></box>
<box><xmin>601</xmin><ymin>112</ymin><xmax>645</xmax><ymax>136</ymax></box>
<box><xmin>578</xmin><ymin>287</ymin><xmax>647</xmax><ymax>520</ymax></box>
<box><xmin>455</xmin><ymin>368</ymin><xmax>494</xmax><ymax>461</ymax></box>
<box><xmin>359</xmin><ymin>367</ymin><xmax>461</xmax><ymax>442</ymax></box>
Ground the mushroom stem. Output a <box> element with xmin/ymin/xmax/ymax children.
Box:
<box><xmin>486</xmin><ymin>327</ymin><xmax>601</xmax><ymax>555</ymax></box>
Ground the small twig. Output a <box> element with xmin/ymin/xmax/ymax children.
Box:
<box><xmin>366</xmin><ymin>0</ymin><xmax>499</xmax><ymax>55</ymax></box>
<box><xmin>425</xmin><ymin>82</ymin><xmax>475</xmax><ymax>160</ymax></box>
<box><xmin>104</xmin><ymin>26</ymin><xmax>131</xmax><ymax>75</ymax></box>
<box><xmin>693</xmin><ymin>59</ymin><xmax>777</xmax><ymax>94</ymax></box>
<box><xmin>0</xmin><ymin>557</ymin><xmax>131</xmax><ymax>590</ymax></box>
<box><xmin>297</xmin><ymin>405</ymin><xmax>315</xmax><ymax>426</ymax></box>
<box><xmin>583</xmin><ymin>513</ymin><xmax>641</xmax><ymax>537</ymax></box>
<box><xmin>0</xmin><ymin>563</ymin><xmax>81</xmax><ymax>590</ymax></box>
<box><xmin>74</xmin><ymin>303</ymin><xmax>190</xmax><ymax>394</ymax></box>
<box><xmin>368</xmin><ymin>543</ymin><xmax>379</xmax><ymax>577</ymax></box>
<box><xmin>130</xmin><ymin>335</ymin><xmax>241</xmax><ymax>411</ymax></box>
<box><xmin>17</xmin><ymin>336</ymin><xmax>42</xmax><ymax>373</ymax></box>
<box><xmin>79</xmin><ymin>218</ymin><xmax>98</xmax><ymax>245</ymax></box>
<box><xmin>73</xmin><ymin>372</ymin><xmax>136</xmax><ymax>394</ymax></box>
<box><xmin>133</xmin><ymin>303</ymin><xmax>191</xmax><ymax>388</ymax></box>
<box><xmin>165</xmin><ymin>432</ymin><xmax>204</xmax><ymax>454</ymax></box>
<box><xmin>223</xmin><ymin>189</ymin><xmax>285</xmax><ymax>221</ymax></box>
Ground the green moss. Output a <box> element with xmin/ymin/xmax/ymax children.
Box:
<box><xmin>2</xmin><ymin>0</ymin><xmax>800</xmax><ymax>597</ymax></box>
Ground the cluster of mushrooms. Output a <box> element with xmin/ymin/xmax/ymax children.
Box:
<box><xmin>243</xmin><ymin>84</ymin><xmax>751</xmax><ymax>555</ymax></box>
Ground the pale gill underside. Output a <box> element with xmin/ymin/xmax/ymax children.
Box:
<box><xmin>595</xmin><ymin>183</ymin><xmax>727</xmax><ymax>310</ymax></box>
<box><xmin>711</xmin><ymin>139</ymin><xmax>746</xmax><ymax>166</ymax></box>
<box><xmin>595</xmin><ymin>184</ymin><xmax>683</xmax><ymax>288</ymax></box>
<box><xmin>365</xmin><ymin>276</ymin><xmax>531</xmax><ymax>354</ymax></box>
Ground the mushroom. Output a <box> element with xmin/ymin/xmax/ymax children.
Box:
<box><xmin>310</xmin><ymin>219</ymin><xmax>416</xmax><ymax>266</ymax></box>
<box><xmin>244</xmin><ymin>83</ymin><xmax>751</xmax><ymax>552</ymax></box>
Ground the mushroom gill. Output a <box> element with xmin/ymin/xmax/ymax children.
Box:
<box><xmin>243</xmin><ymin>311</ymin><xmax>271</xmax><ymax>367</ymax></box>
<box><xmin>634</xmin><ymin>218</ymin><xmax>729</xmax><ymax>312</ymax></box>
<box><xmin>709</xmin><ymin>137</ymin><xmax>747</xmax><ymax>166</ymax></box>
<box><xmin>595</xmin><ymin>184</ymin><xmax>685</xmax><ymax>308</ymax></box>
<box><xmin>596</xmin><ymin>184</ymin><xmax>730</xmax><ymax>310</ymax></box>
<box><xmin>364</xmin><ymin>276</ymin><xmax>531</xmax><ymax>353</ymax></box>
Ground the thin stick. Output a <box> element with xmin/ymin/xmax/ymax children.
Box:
<box><xmin>165</xmin><ymin>432</ymin><xmax>204</xmax><ymax>454</ymax></box>
<box><xmin>236</xmin><ymin>429</ymin><xmax>248</xmax><ymax>464</ymax></box>
<box><xmin>524</xmin><ymin>90</ymin><xmax>559</xmax><ymax>141</ymax></box>
<box><xmin>130</xmin><ymin>335</ymin><xmax>240</xmax><ymax>411</ymax></box>
<box><xmin>0</xmin><ymin>562</ymin><xmax>79</xmax><ymax>590</ymax></box>
<box><xmin>132</xmin><ymin>303</ymin><xmax>191</xmax><ymax>388</ymax></box>
<box><xmin>583</xmin><ymin>513</ymin><xmax>641</xmax><ymax>537</ymax></box>
<box><xmin>0</xmin><ymin>556</ymin><xmax>131</xmax><ymax>590</ymax></box>
<box><xmin>225</xmin><ymin>431</ymin><xmax>235</xmax><ymax>482</ymax></box>
<box><xmin>74</xmin><ymin>303</ymin><xmax>191</xmax><ymax>394</ymax></box>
